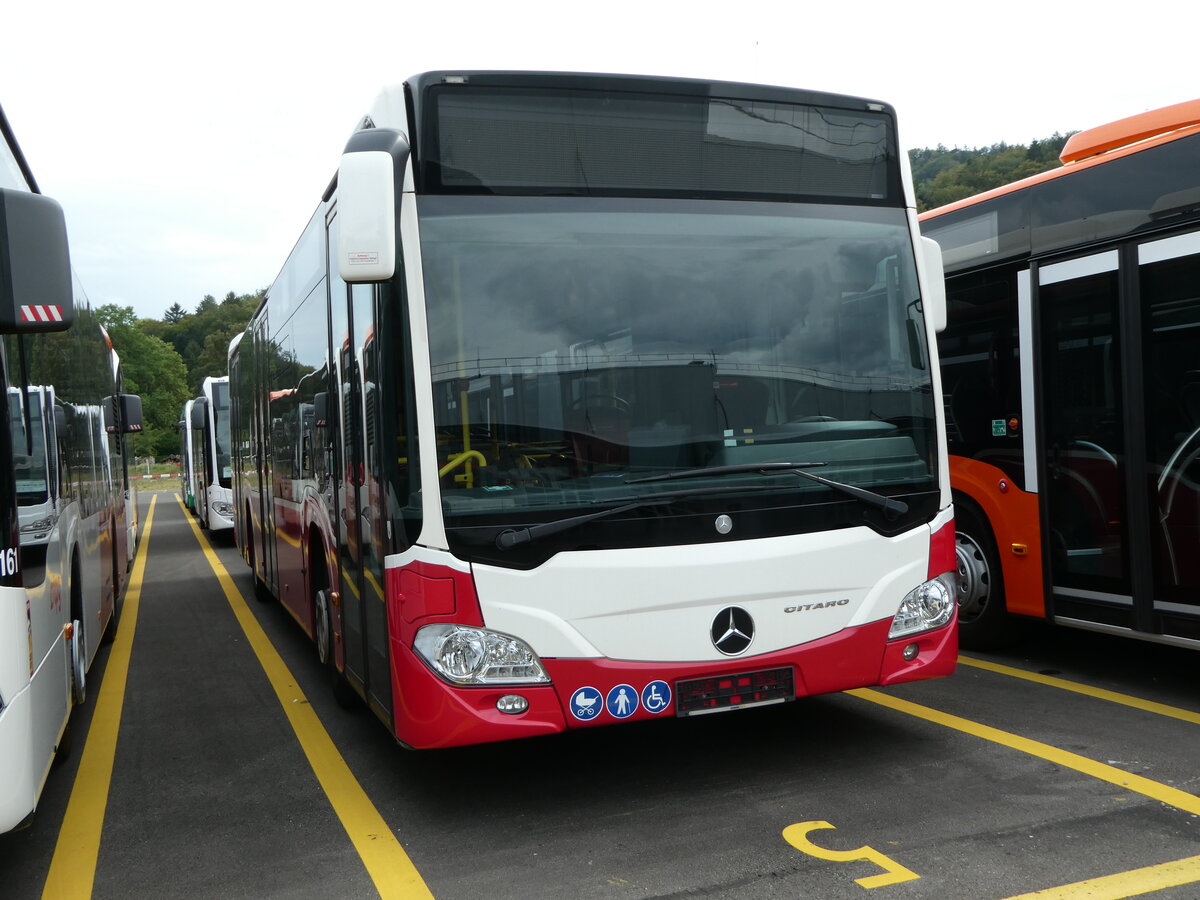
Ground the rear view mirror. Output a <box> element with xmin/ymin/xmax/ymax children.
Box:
<box><xmin>920</xmin><ymin>236</ymin><xmax>947</xmax><ymax>333</ymax></box>
<box><xmin>336</xmin><ymin>128</ymin><xmax>408</xmax><ymax>284</ymax></box>
<box><xmin>190</xmin><ymin>397</ymin><xmax>207</xmax><ymax>430</ymax></box>
<box><xmin>0</xmin><ymin>188</ymin><xmax>74</xmax><ymax>333</ymax></box>
<box><xmin>120</xmin><ymin>394</ymin><xmax>143</xmax><ymax>433</ymax></box>
<box><xmin>105</xmin><ymin>393</ymin><xmax>143</xmax><ymax>433</ymax></box>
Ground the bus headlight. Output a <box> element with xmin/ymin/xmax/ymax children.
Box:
<box><xmin>889</xmin><ymin>573</ymin><xmax>956</xmax><ymax>639</ymax></box>
<box><xmin>21</xmin><ymin>516</ymin><xmax>53</xmax><ymax>533</ymax></box>
<box><xmin>212</xmin><ymin>501</ymin><xmax>234</xmax><ymax>517</ymax></box>
<box><xmin>413</xmin><ymin>623</ymin><xmax>550</xmax><ymax>686</ymax></box>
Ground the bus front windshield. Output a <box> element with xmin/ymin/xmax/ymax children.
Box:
<box><xmin>418</xmin><ymin>196</ymin><xmax>939</xmax><ymax>556</ymax></box>
<box><xmin>9</xmin><ymin>390</ymin><xmax>49</xmax><ymax>505</ymax></box>
<box><xmin>212</xmin><ymin>382</ymin><xmax>232</xmax><ymax>489</ymax></box>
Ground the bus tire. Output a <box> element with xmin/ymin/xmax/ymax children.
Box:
<box><xmin>245</xmin><ymin>517</ymin><xmax>271</xmax><ymax>603</ymax></box>
<box><xmin>69</xmin><ymin>618</ymin><xmax>86</xmax><ymax>705</ymax></box>
<box><xmin>54</xmin><ymin>720</ymin><xmax>75</xmax><ymax>766</ymax></box>
<box><xmin>102</xmin><ymin>524</ymin><xmax>120</xmax><ymax>646</ymax></box>
<box><xmin>954</xmin><ymin>498</ymin><xmax>1013</xmax><ymax>649</ymax></box>
<box><xmin>316</xmin><ymin>587</ymin><xmax>357</xmax><ymax>709</ymax></box>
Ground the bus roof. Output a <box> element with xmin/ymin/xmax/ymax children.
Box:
<box><xmin>363</xmin><ymin>70</ymin><xmax>896</xmax><ymax>133</ymax></box>
<box><xmin>921</xmin><ymin>98</ymin><xmax>1200</xmax><ymax>221</ymax></box>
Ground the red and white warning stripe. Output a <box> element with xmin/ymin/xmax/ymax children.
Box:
<box><xmin>20</xmin><ymin>305</ymin><xmax>65</xmax><ymax>323</ymax></box>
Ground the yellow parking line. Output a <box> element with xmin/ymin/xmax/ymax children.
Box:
<box><xmin>849</xmin><ymin>688</ymin><xmax>1200</xmax><ymax>816</ymax></box>
<box><xmin>958</xmin><ymin>655</ymin><xmax>1200</xmax><ymax>726</ymax></box>
<box><xmin>1000</xmin><ymin>853</ymin><xmax>1200</xmax><ymax>899</ymax></box>
<box><xmin>850</xmin><ymin>688</ymin><xmax>1200</xmax><ymax>899</ymax></box>
<box><xmin>177</xmin><ymin>496</ymin><xmax>433</xmax><ymax>900</ymax></box>
<box><xmin>42</xmin><ymin>495</ymin><xmax>158</xmax><ymax>900</ymax></box>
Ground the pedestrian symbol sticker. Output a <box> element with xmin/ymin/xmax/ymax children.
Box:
<box><xmin>642</xmin><ymin>680</ymin><xmax>672</xmax><ymax>714</ymax></box>
<box><xmin>606</xmin><ymin>684</ymin><xmax>639</xmax><ymax>719</ymax></box>
<box><xmin>570</xmin><ymin>686</ymin><xmax>603</xmax><ymax>721</ymax></box>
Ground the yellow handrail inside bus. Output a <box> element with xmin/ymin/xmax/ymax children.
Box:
<box><xmin>439</xmin><ymin>449</ymin><xmax>487</xmax><ymax>482</ymax></box>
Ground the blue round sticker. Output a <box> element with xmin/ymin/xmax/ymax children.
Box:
<box><xmin>569</xmin><ymin>686</ymin><xmax>603</xmax><ymax>721</ymax></box>
<box><xmin>605</xmin><ymin>684</ymin><xmax>639</xmax><ymax>719</ymax></box>
<box><xmin>641</xmin><ymin>680</ymin><xmax>672</xmax><ymax>715</ymax></box>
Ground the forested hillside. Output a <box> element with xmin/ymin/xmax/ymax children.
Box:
<box><xmin>105</xmin><ymin>133</ymin><xmax>1073</xmax><ymax>458</ymax></box>
<box><xmin>98</xmin><ymin>291</ymin><xmax>263</xmax><ymax>458</ymax></box>
<box><xmin>908</xmin><ymin>132</ymin><xmax>1072</xmax><ymax>211</ymax></box>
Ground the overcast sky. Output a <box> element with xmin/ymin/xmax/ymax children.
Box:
<box><xmin>2</xmin><ymin>0</ymin><xmax>1193</xmax><ymax>321</ymax></box>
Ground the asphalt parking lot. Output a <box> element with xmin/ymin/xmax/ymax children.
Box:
<box><xmin>3</xmin><ymin>490</ymin><xmax>1198</xmax><ymax>899</ymax></box>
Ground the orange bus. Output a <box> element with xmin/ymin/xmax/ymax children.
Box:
<box><xmin>921</xmin><ymin>99</ymin><xmax>1200</xmax><ymax>648</ymax></box>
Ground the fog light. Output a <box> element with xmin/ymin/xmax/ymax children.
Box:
<box><xmin>902</xmin><ymin>643</ymin><xmax>919</xmax><ymax>661</ymax></box>
<box><xmin>496</xmin><ymin>694</ymin><xmax>529</xmax><ymax>715</ymax></box>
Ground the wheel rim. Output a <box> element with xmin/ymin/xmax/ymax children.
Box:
<box><xmin>315</xmin><ymin>590</ymin><xmax>330</xmax><ymax>665</ymax></box>
<box><xmin>955</xmin><ymin>532</ymin><xmax>991</xmax><ymax>622</ymax></box>
<box><xmin>70</xmin><ymin>620</ymin><xmax>86</xmax><ymax>704</ymax></box>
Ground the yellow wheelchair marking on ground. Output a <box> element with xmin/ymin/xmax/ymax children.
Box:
<box><xmin>178</xmin><ymin>496</ymin><xmax>434</xmax><ymax>900</ymax></box>
<box><xmin>1001</xmin><ymin>853</ymin><xmax>1200</xmax><ymax>899</ymax></box>
<box><xmin>850</xmin><ymin>688</ymin><xmax>1200</xmax><ymax>898</ymax></box>
<box><xmin>959</xmin><ymin>655</ymin><xmax>1200</xmax><ymax>726</ymax></box>
<box><xmin>782</xmin><ymin>821</ymin><xmax>919</xmax><ymax>889</ymax></box>
<box><xmin>42</xmin><ymin>495</ymin><xmax>158</xmax><ymax>900</ymax></box>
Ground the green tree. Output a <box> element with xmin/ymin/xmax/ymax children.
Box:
<box><xmin>97</xmin><ymin>304</ymin><xmax>191</xmax><ymax>457</ymax></box>
<box><xmin>95</xmin><ymin>303</ymin><xmax>139</xmax><ymax>331</ymax></box>
<box><xmin>156</xmin><ymin>289</ymin><xmax>262</xmax><ymax>393</ymax></box>
<box><xmin>909</xmin><ymin>133</ymin><xmax>1073</xmax><ymax>211</ymax></box>
<box><xmin>163</xmin><ymin>302</ymin><xmax>187</xmax><ymax>324</ymax></box>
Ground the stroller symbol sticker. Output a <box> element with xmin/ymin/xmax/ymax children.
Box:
<box><xmin>570</xmin><ymin>686</ymin><xmax>603</xmax><ymax>720</ymax></box>
<box><xmin>641</xmin><ymin>680</ymin><xmax>671</xmax><ymax>714</ymax></box>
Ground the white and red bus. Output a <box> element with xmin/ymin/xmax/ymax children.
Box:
<box><xmin>922</xmin><ymin>99</ymin><xmax>1200</xmax><ymax>649</ymax></box>
<box><xmin>187</xmin><ymin>375</ymin><xmax>234</xmax><ymax>532</ymax></box>
<box><xmin>0</xmin><ymin>104</ymin><xmax>142</xmax><ymax>831</ymax></box>
<box><xmin>179</xmin><ymin>398</ymin><xmax>197</xmax><ymax>511</ymax></box>
<box><xmin>230</xmin><ymin>71</ymin><xmax>956</xmax><ymax>749</ymax></box>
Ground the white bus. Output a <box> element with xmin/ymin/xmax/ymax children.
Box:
<box><xmin>179</xmin><ymin>398</ymin><xmax>197</xmax><ymax>511</ymax></box>
<box><xmin>189</xmin><ymin>376</ymin><xmax>234</xmax><ymax>532</ymax></box>
<box><xmin>231</xmin><ymin>72</ymin><xmax>956</xmax><ymax>749</ymax></box>
<box><xmin>0</xmin><ymin>104</ymin><xmax>142</xmax><ymax>832</ymax></box>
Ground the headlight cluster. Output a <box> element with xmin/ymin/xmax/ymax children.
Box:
<box><xmin>413</xmin><ymin>624</ymin><xmax>550</xmax><ymax>686</ymax></box>
<box><xmin>21</xmin><ymin>517</ymin><xmax>53</xmax><ymax>534</ymax></box>
<box><xmin>212</xmin><ymin>501</ymin><xmax>234</xmax><ymax>518</ymax></box>
<box><xmin>889</xmin><ymin>573</ymin><xmax>956</xmax><ymax>639</ymax></box>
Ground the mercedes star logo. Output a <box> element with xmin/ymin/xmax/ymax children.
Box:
<box><xmin>711</xmin><ymin>606</ymin><xmax>755</xmax><ymax>656</ymax></box>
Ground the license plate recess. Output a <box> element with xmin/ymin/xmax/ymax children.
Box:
<box><xmin>675</xmin><ymin>667</ymin><xmax>795</xmax><ymax>716</ymax></box>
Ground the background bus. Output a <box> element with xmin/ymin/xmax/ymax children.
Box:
<box><xmin>189</xmin><ymin>376</ymin><xmax>234</xmax><ymax>532</ymax></box>
<box><xmin>230</xmin><ymin>71</ymin><xmax>956</xmax><ymax>750</ymax></box>
<box><xmin>922</xmin><ymin>98</ymin><xmax>1200</xmax><ymax>649</ymax></box>
<box><xmin>0</xmin><ymin>103</ymin><xmax>142</xmax><ymax>832</ymax></box>
<box><xmin>179</xmin><ymin>398</ymin><xmax>196</xmax><ymax>511</ymax></box>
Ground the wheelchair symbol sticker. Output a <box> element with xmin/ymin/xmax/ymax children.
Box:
<box><xmin>641</xmin><ymin>680</ymin><xmax>672</xmax><ymax>714</ymax></box>
<box><xmin>569</xmin><ymin>686</ymin><xmax>603</xmax><ymax>721</ymax></box>
<box><xmin>606</xmin><ymin>684</ymin><xmax>639</xmax><ymax>718</ymax></box>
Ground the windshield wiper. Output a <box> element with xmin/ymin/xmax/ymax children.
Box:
<box><xmin>493</xmin><ymin>483</ymin><xmax>781</xmax><ymax>550</ymax></box>
<box><xmin>626</xmin><ymin>461</ymin><xmax>909</xmax><ymax>520</ymax></box>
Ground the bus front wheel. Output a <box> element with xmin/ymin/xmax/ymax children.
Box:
<box><xmin>954</xmin><ymin>499</ymin><xmax>1013</xmax><ymax>649</ymax></box>
<box><xmin>315</xmin><ymin>588</ymin><xmax>357</xmax><ymax>709</ymax></box>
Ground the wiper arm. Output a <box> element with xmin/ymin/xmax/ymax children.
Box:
<box><xmin>626</xmin><ymin>461</ymin><xmax>908</xmax><ymax>520</ymax></box>
<box><xmin>786</xmin><ymin>466</ymin><xmax>908</xmax><ymax>520</ymax></box>
<box><xmin>625</xmin><ymin>461</ymin><xmax>824</xmax><ymax>484</ymax></box>
<box><xmin>493</xmin><ymin>483</ymin><xmax>781</xmax><ymax>550</ymax></box>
